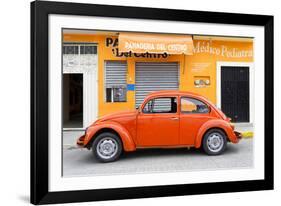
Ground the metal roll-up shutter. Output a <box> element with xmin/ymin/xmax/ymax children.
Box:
<box><xmin>105</xmin><ymin>61</ymin><xmax>127</xmax><ymax>88</ymax></box>
<box><xmin>135</xmin><ymin>62</ymin><xmax>179</xmax><ymax>107</ymax></box>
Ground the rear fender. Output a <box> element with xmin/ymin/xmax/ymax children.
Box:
<box><xmin>194</xmin><ymin>119</ymin><xmax>235</xmax><ymax>148</ymax></box>
<box><xmin>84</xmin><ymin>121</ymin><xmax>136</xmax><ymax>152</ymax></box>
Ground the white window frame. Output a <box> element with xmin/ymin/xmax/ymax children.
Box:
<box><xmin>216</xmin><ymin>61</ymin><xmax>254</xmax><ymax>124</ymax></box>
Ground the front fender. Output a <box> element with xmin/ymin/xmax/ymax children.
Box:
<box><xmin>194</xmin><ymin>119</ymin><xmax>237</xmax><ymax>148</ymax></box>
<box><xmin>83</xmin><ymin>121</ymin><xmax>136</xmax><ymax>152</ymax></box>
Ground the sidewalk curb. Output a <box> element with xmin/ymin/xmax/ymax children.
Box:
<box><xmin>63</xmin><ymin>144</ymin><xmax>79</xmax><ymax>150</ymax></box>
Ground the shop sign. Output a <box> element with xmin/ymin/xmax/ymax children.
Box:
<box><xmin>118</xmin><ymin>32</ymin><xmax>193</xmax><ymax>55</ymax></box>
<box><xmin>193</xmin><ymin>41</ymin><xmax>253</xmax><ymax>58</ymax></box>
<box><xmin>106</xmin><ymin>37</ymin><xmax>169</xmax><ymax>58</ymax></box>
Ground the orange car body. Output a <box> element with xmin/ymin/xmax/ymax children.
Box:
<box><xmin>77</xmin><ymin>91</ymin><xmax>241</xmax><ymax>151</ymax></box>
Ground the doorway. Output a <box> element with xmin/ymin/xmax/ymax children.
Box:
<box><xmin>63</xmin><ymin>74</ymin><xmax>83</xmax><ymax>128</ymax></box>
<box><xmin>221</xmin><ymin>66</ymin><xmax>249</xmax><ymax>122</ymax></box>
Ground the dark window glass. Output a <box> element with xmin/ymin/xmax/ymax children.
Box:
<box><xmin>80</xmin><ymin>45</ymin><xmax>97</xmax><ymax>54</ymax></box>
<box><xmin>106</xmin><ymin>87</ymin><xmax>127</xmax><ymax>102</ymax></box>
<box><xmin>80</xmin><ymin>45</ymin><xmax>85</xmax><ymax>54</ymax></box>
<box><xmin>113</xmin><ymin>87</ymin><xmax>126</xmax><ymax>102</ymax></box>
<box><xmin>106</xmin><ymin>88</ymin><xmax>112</xmax><ymax>102</ymax></box>
<box><xmin>63</xmin><ymin>46</ymin><xmax>79</xmax><ymax>54</ymax></box>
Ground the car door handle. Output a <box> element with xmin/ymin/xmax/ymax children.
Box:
<box><xmin>170</xmin><ymin>117</ymin><xmax>179</xmax><ymax>120</ymax></box>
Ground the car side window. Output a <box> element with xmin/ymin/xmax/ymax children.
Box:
<box><xmin>143</xmin><ymin>97</ymin><xmax>177</xmax><ymax>113</ymax></box>
<box><xmin>181</xmin><ymin>97</ymin><xmax>209</xmax><ymax>114</ymax></box>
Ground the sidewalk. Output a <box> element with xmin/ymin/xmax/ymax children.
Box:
<box><xmin>234</xmin><ymin>123</ymin><xmax>254</xmax><ymax>132</ymax></box>
<box><xmin>63</xmin><ymin>130</ymin><xmax>84</xmax><ymax>148</ymax></box>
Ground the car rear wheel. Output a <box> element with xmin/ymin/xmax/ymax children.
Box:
<box><xmin>92</xmin><ymin>132</ymin><xmax>122</xmax><ymax>163</ymax></box>
<box><xmin>202</xmin><ymin>129</ymin><xmax>227</xmax><ymax>155</ymax></box>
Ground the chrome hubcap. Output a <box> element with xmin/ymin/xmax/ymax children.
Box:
<box><xmin>97</xmin><ymin>137</ymin><xmax>118</xmax><ymax>159</ymax></box>
<box><xmin>207</xmin><ymin>133</ymin><xmax>224</xmax><ymax>152</ymax></box>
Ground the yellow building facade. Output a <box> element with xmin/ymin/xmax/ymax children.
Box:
<box><xmin>63</xmin><ymin>32</ymin><xmax>253</xmax><ymax>128</ymax></box>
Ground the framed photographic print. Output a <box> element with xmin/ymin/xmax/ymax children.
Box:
<box><xmin>31</xmin><ymin>0</ymin><xmax>274</xmax><ymax>204</ymax></box>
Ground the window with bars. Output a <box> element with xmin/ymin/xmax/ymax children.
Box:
<box><xmin>80</xmin><ymin>45</ymin><xmax>97</xmax><ymax>54</ymax></box>
<box><xmin>62</xmin><ymin>45</ymin><xmax>97</xmax><ymax>55</ymax></box>
<box><xmin>63</xmin><ymin>45</ymin><xmax>79</xmax><ymax>54</ymax></box>
<box><xmin>63</xmin><ymin>44</ymin><xmax>98</xmax><ymax>73</ymax></box>
<box><xmin>105</xmin><ymin>61</ymin><xmax>127</xmax><ymax>102</ymax></box>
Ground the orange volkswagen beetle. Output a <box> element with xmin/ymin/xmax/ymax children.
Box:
<box><xmin>77</xmin><ymin>91</ymin><xmax>242</xmax><ymax>162</ymax></box>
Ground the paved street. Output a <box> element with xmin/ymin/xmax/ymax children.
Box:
<box><xmin>63</xmin><ymin>131</ymin><xmax>253</xmax><ymax>177</ymax></box>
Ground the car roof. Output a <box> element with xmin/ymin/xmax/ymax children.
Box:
<box><xmin>143</xmin><ymin>90</ymin><xmax>212</xmax><ymax>104</ymax></box>
<box><xmin>147</xmin><ymin>90</ymin><xmax>203</xmax><ymax>98</ymax></box>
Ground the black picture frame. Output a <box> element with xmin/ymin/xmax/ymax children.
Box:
<box><xmin>31</xmin><ymin>0</ymin><xmax>274</xmax><ymax>204</ymax></box>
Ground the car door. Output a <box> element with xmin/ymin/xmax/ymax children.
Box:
<box><xmin>137</xmin><ymin>96</ymin><xmax>180</xmax><ymax>147</ymax></box>
<box><xmin>179</xmin><ymin>97</ymin><xmax>212</xmax><ymax>145</ymax></box>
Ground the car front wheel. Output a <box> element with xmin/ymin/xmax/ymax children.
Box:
<box><xmin>92</xmin><ymin>132</ymin><xmax>122</xmax><ymax>162</ymax></box>
<box><xmin>202</xmin><ymin>129</ymin><xmax>227</xmax><ymax>155</ymax></box>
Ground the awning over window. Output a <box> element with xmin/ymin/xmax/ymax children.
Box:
<box><xmin>118</xmin><ymin>32</ymin><xmax>193</xmax><ymax>55</ymax></box>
